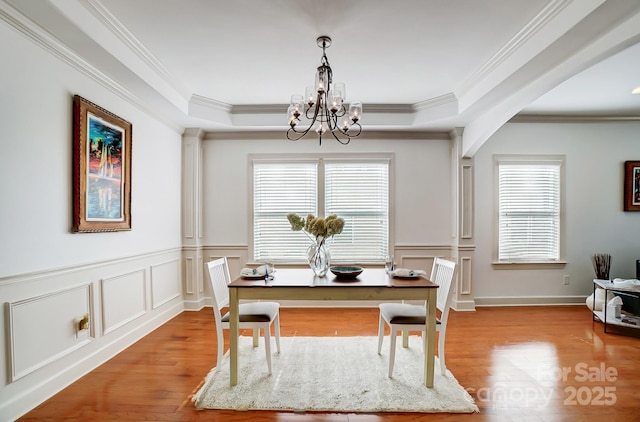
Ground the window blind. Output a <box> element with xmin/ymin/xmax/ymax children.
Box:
<box><xmin>253</xmin><ymin>161</ymin><xmax>317</xmax><ymax>262</ymax></box>
<box><xmin>253</xmin><ymin>158</ymin><xmax>389</xmax><ymax>263</ymax></box>
<box><xmin>325</xmin><ymin>160</ymin><xmax>389</xmax><ymax>262</ymax></box>
<box><xmin>498</xmin><ymin>162</ymin><xmax>561</xmax><ymax>262</ymax></box>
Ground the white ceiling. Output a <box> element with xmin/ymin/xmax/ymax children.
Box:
<box><xmin>3</xmin><ymin>0</ymin><xmax>640</xmax><ymax>154</ymax></box>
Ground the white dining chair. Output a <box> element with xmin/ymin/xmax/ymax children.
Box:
<box><xmin>205</xmin><ymin>257</ymin><xmax>281</xmax><ymax>374</ymax></box>
<box><xmin>377</xmin><ymin>257</ymin><xmax>457</xmax><ymax>377</ymax></box>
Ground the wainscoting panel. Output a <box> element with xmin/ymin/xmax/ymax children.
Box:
<box><xmin>101</xmin><ymin>269</ymin><xmax>146</xmax><ymax>335</ymax></box>
<box><xmin>184</xmin><ymin>256</ymin><xmax>195</xmax><ymax>295</ymax></box>
<box><xmin>150</xmin><ymin>258</ymin><xmax>182</xmax><ymax>309</ymax></box>
<box><xmin>0</xmin><ymin>248</ymin><xmax>183</xmax><ymax>421</ymax></box>
<box><xmin>395</xmin><ymin>245</ymin><xmax>453</xmax><ymax>273</ymax></box>
<box><xmin>461</xmin><ymin>256</ymin><xmax>472</xmax><ymax>295</ymax></box>
<box><xmin>6</xmin><ymin>284</ymin><xmax>92</xmax><ymax>381</ymax></box>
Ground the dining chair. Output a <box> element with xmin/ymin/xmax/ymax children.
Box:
<box><xmin>205</xmin><ymin>257</ymin><xmax>281</xmax><ymax>374</ymax></box>
<box><xmin>377</xmin><ymin>257</ymin><xmax>457</xmax><ymax>377</ymax></box>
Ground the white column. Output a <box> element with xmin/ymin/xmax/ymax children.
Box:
<box><xmin>451</xmin><ymin>128</ymin><xmax>476</xmax><ymax>311</ymax></box>
<box><xmin>182</xmin><ymin>128</ymin><xmax>205</xmax><ymax>310</ymax></box>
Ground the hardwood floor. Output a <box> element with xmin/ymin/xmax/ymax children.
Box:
<box><xmin>20</xmin><ymin>306</ymin><xmax>640</xmax><ymax>421</ymax></box>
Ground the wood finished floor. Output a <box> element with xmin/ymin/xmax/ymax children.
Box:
<box><xmin>20</xmin><ymin>306</ymin><xmax>640</xmax><ymax>421</ymax></box>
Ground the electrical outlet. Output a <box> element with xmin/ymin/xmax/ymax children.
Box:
<box><xmin>563</xmin><ymin>275</ymin><xmax>570</xmax><ymax>285</ymax></box>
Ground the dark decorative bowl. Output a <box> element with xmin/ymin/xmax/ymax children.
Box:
<box><xmin>330</xmin><ymin>266</ymin><xmax>363</xmax><ymax>279</ymax></box>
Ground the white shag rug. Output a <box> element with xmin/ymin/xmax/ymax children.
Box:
<box><xmin>192</xmin><ymin>336</ymin><xmax>478</xmax><ymax>413</ymax></box>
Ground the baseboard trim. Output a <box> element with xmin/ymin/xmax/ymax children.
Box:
<box><xmin>451</xmin><ymin>298</ymin><xmax>477</xmax><ymax>311</ymax></box>
<box><xmin>474</xmin><ymin>295</ymin><xmax>588</xmax><ymax>307</ymax></box>
<box><xmin>183</xmin><ymin>297</ymin><xmax>207</xmax><ymax>311</ymax></box>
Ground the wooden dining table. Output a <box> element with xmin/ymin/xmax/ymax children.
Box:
<box><xmin>227</xmin><ymin>267</ymin><xmax>439</xmax><ymax>387</ymax></box>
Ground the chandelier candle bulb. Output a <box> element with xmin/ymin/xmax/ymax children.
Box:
<box><xmin>349</xmin><ymin>101</ymin><xmax>362</xmax><ymax>122</ymax></box>
<box><xmin>287</xmin><ymin>35</ymin><xmax>362</xmax><ymax>145</ymax></box>
<box><xmin>305</xmin><ymin>86</ymin><xmax>315</xmax><ymax>105</ymax></box>
<box><xmin>334</xmin><ymin>82</ymin><xmax>346</xmax><ymax>100</ymax></box>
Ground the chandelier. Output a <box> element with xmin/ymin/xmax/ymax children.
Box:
<box><xmin>287</xmin><ymin>36</ymin><xmax>362</xmax><ymax>145</ymax></box>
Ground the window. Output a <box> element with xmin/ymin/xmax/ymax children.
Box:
<box><xmin>253</xmin><ymin>157</ymin><xmax>389</xmax><ymax>263</ymax></box>
<box><xmin>496</xmin><ymin>156</ymin><xmax>563</xmax><ymax>263</ymax></box>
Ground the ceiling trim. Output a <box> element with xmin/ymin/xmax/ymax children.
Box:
<box><xmin>2</xmin><ymin>0</ymin><xmax>184</xmax><ymax>133</ymax></box>
<box><xmin>80</xmin><ymin>0</ymin><xmax>191</xmax><ymax>99</ymax></box>
<box><xmin>460</xmin><ymin>0</ymin><xmax>572</xmax><ymax>97</ymax></box>
<box><xmin>201</xmin><ymin>129</ymin><xmax>453</xmax><ymax>141</ymax></box>
<box><xmin>511</xmin><ymin>114</ymin><xmax>640</xmax><ymax>123</ymax></box>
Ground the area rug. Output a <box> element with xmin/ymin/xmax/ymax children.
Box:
<box><xmin>192</xmin><ymin>336</ymin><xmax>478</xmax><ymax>413</ymax></box>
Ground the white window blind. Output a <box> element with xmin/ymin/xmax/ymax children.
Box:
<box><xmin>498</xmin><ymin>161</ymin><xmax>561</xmax><ymax>262</ymax></box>
<box><xmin>253</xmin><ymin>161</ymin><xmax>317</xmax><ymax>262</ymax></box>
<box><xmin>253</xmin><ymin>158</ymin><xmax>389</xmax><ymax>263</ymax></box>
<box><xmin>325</xmin><ymin>160</ymin><xmax>389</xmax><ymax>262</ymax></box>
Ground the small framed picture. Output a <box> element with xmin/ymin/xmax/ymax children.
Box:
<box><xmin>72</xmin><ymin>95</ymin><xmax>132</xmax><ymax>232</ymax></box>
<box><xmin>624</xmin><ymin>161</ymin><xmax>640</xmax><ymax>212</ymax></box>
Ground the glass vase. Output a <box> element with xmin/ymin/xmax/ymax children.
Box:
<box><xmin>307</xmin><ymin>240</ymin><xmax>331</xmax><ymax>277</ymax></box>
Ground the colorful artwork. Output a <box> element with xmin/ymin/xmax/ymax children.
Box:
<box><xmin>624</xmin><ymin>161</ymin><xmax>640</xmax><ymax>212</ymax></box>
<box><xmin>633</xmin><ymin>166</ymin><xmax>640</xmax><ymax>205</ymax></box>
<box><xmin>86</xmin><ymin>113</ymin><xmax>125</xmax><ymax>220</ymax></box>
<box><xmin>73</xmin><ymin>95</ymin><xmax>132</xmax><ymax>232</ymax></box>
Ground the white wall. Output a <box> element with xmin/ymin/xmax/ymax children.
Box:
<box><xmin>0</xmin><ymin>22</ymin><xmax>182</xmax><ymax>277</ymax></box>
<box><xmin>201</xmin><ymin>135</ymin><xmax>455</xmax><ymax>249</ymax></box>
<box><xmin>473</xmin><ymin>122</ymin><xmax>640</xmax><ymax>303</ymax></box>
<box><xmin>0</xmin><ymin>18</ymin><xmax>184</xmax><ymax>420</ymax></box>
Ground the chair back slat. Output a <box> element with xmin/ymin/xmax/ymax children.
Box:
<box><xmin>430</xmin><ymin>258</ymin><xmax>454</xmax><ymax>311</ymax></box>
<box><xmin>429</xmin><ymin>257</ymin><xmax>457</xmax><ymax>322</ymax></box>
<box><xmin>206</xmin><ymin>257</ymin><xmax>231</xmax><ymax>313</ymax></box>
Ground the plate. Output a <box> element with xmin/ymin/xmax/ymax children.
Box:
<box><xmin>389</xmin><ymin>269</ymin><xmax>425</xmax><ymax>279</ymax></box>
<box><xmin>240</xmin><ymin>266</ymin><xmax>274</xmax><ymax>279</ymax></box>
<box><xmin>330</xmin><ymin>266</ymin><xmax>363</xmax><ymax>278</ymax></box>
<box><xmin>241</xmin><ymin>274</ymin><xmax>267</xmax><ymax>279</ymax></box>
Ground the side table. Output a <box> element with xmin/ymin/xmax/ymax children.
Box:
<box><xmin>592</xmin><ymin>278</ymin><xmax>640</xmax><ymax>336</ymax></box>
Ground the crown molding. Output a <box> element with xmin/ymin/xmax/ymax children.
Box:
<box><xmin>80</xmin><ymin>0</ymin><xmax>191</xmax><ymax>100</ymax></box>
<box><xmin>190</xmin><ymin>94</ymin><xmax>232</xmax><ymax>112</ymax></box>
<box><xmin>459</xmin><ymin>0</ymin><xmax>572</xmax><ymax>96</ymax></box>
<box><xmin>510</xmin><ymin>113</ymin><xmax>640</xmax><ymax>123</ymax></box>
<box><xmin>200</xmin><ymin>129</ymin><xmax>453</xmax><ymax>141</ymax></box>
<box><xmin>0</xmin><ymin>0</ymin><xmax>183</xmax><ymax>134</ymax></box>
<box><xmin>413</xmin><ymin>93</ymin><xmax>458</xmax><ymax>112</ymax></box>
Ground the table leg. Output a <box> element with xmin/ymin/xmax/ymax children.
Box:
<box><xmin>229</xmin><ymin>287</ymin><xmax>239</xmax><ymax>386</ymax></box>
<box><xmin>424</xmin><ymin>288</ymin><xmax>436</xmax><ymax>387</ymax></box>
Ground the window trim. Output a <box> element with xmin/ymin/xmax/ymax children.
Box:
<box><xmin>492</xmin><ymin>154</ymin><xmax>566</xmax><ymax>268</ymax></box>
<box><xmin>248</xmin><ymin>153</ymin><xmax>395</xmax><ymax>264</ymax></box>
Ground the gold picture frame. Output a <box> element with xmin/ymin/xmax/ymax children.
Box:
<box><xmin>72</xmin><ymin>95</ymin><xmax>132</xmax><ymax>232</ymax></box>
<box><xmin>624</xmin><ymin>160</ymin><xmax>640</xmax><ymax>212</ymax></box>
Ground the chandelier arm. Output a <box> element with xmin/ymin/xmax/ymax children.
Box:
<box><xmin>305</xmin><ymin>96</ymin><xmax>322</xmax><ymax>120</ymax></box>
<box><xmin>329</xmin><ymin>128</ymin><xmax>352</xmax><ymax>145</ymax></box>
<box><xmin>287</xmin><ymin>126</ymin><xmax>314</xmax><ymax>141</ymax></box>
<box><xmin>347</xmin><ymin>122</ymin><xmax>362</xmax><ymax>137</ymax></box>
<box><xmin>288</xmin><ymin>94</ymin><xmax>325</xmax><ymax>142</ymax></box>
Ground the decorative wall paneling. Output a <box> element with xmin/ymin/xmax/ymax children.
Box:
<box><xmin>101</xmin><ymin>269</ymin><xmax>146</xmax><ymax>335</ymax></box>
<box><xmin>6</xmin><ymin>284</ymin><xmax>93</xmax><ymax>382</ymax></box>
<box><xmin>0</xmin><ymin>248</ymin><xmax>182</xmax><ymax>421</ymax></box>
<box><xmin>150</xmin><ymin>259</ymin><xmax>182</xmax><ymax>309</ymax></box>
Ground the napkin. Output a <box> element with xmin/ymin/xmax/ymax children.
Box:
<box><xmin>612</xmin><ymin>278</ymin><xmax>640</xmax><ymax>287</ymax></box>
<box><xmin>389</xmin><ymin>268</ymin><xmax>426</xmax><ymax>278</ymax></box>
<box><xmin>240</xmin><ymin>266</ymin><xmax>274</xmax><ymax>277</ymax></box>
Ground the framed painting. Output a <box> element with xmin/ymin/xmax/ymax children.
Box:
<box><xmin>624</xmin><ymin>161</ymin><xmax>640</xmax><ymax>212</ymax></box>
<box><xmin>72</xmin><ymin>95</ymin><xmax>132</xmax><ymax>232</ymax></box>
